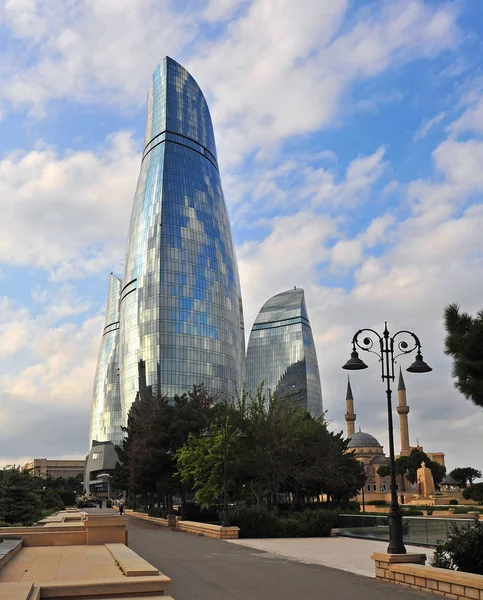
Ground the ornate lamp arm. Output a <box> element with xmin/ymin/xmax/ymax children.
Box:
<box><xmin>352</xmin><ymin>328</ymin><xmax>384</xmax><ymax>361</ymax></box>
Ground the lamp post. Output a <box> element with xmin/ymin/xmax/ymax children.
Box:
<box><xmin>360</xmin><ymin>463</ymin><xmax>366</xmax><ymax>514</ymax></box>
<box><xmin>166</xmin><ymin>441</ymin><xmax>186</xmax><ymax>519</ymax></box>
<box><xmin>202</xmin><ymin>415</ymin><xmax>247</xmax><ymax>527</ymax></box>
<box><xmin>342</xmin><ymin>322</ymin><xmax>432</xmax><ymax>554</ymax></box>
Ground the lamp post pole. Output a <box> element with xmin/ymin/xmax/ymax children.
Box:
<box><xmin>361</xmin><ymin>464</ymin><xmax>366</xmax><ymax>514</ymax></box>
<box><xmin>342</xmin><ymin>322</ymin><xmax>432</xmax><ymax>555</ymax></box>
<box><xmin>222</xmin><ymin>415</ymin><xmax>230</xmax><ymax>527</ymax></box>
<box><xmin>203</xmin><ymin>411</ymin><xmax>247</xmax><ymax>528</ymax></box>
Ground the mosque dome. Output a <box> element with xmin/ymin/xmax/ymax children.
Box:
<box><xmin>348</xmin><ymin>430</ymin><xmax>382</xmax><ymax>449</ymax></box>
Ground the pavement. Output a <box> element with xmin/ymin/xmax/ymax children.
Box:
<box><xmin>228</xmin><ymin>536</ymin><xmax>434</xmax><ymax>578</ymax></box>
<box><xmin>127</xmin><ymin>515</ymin><xmax>433</xmax><ymax>600</ymax></box>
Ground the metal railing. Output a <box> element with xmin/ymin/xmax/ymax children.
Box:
<box><xmin>336</xmin><ymin>514</ymin><xmax>474</xmax><ymax>547</ymax></box>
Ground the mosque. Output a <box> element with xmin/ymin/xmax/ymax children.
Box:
<box><xmin>344</xmin><ymin>370</ymin><xmax>445</xmax><ymax>502</ymax></box>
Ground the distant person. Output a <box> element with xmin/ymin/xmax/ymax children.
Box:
<box><xmin>99</xmin><ymin>499</ymin><xmax>103</xmax><ymax>509</ymax></box>
<box><xmin>119</xmin><ymin>503</ymin><xmax>124</xmax><ymax>515</ymax></box>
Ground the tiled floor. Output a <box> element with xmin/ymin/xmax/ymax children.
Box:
<box><xmin>0</xmin><ymin>546</ymin><xmax>123</xmax><ymax>582</ymax></box>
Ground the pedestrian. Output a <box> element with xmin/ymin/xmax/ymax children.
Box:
<box><xmin>99</xmin><ymin>499</ymin><xmax>103</xmax><ymax>509</ymax></box>
<box><xmin>119</xmin><ymin>503</ymin><xmax>124</xmax><ymax>515</ymax></box>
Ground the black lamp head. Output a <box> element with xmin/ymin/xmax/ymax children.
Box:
<box><xmin>406</xmin><ymin>352</ymin><xmax>432</xmax><ymax>374</ymax></box>
<box><xmin>201</xmin><ymin>428</ymin><xmax>212</xmax><ymax>438</ymax></box>
<box><xmin>342</xmin><ymin>349</ymin><xmax>368</xmax><ymax>371</ymax></box>
<box><xmin>236</xmin><ymin>430</ymin><xmax>248</xmax><ymax>438</ymax></box>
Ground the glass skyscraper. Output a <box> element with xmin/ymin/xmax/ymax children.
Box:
<box><xmin>245</xmin><ymin>288</ymin><xmax>323</xmax><ymax>416</ymax></box>
<box><xmin>118</xmin><ymin>57</ymin><xmax>244</xmax><ymax>424</ymax></box>
<box><xmin>89</xmin><ymin>274</ymin><xmax>123</xmax><ymax>445</ymax></box>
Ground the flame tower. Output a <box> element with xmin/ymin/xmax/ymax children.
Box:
<box><xmin>118</xmin><ymin>57</ymin><xmax>244</xmax><ymax>423</ymax></box>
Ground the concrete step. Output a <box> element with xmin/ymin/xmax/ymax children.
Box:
<box><xmin>105</xmin><ymin>543</ymin><xmax>161</xmax><ymax>577</ymax></box>
<box><xmin>0</xmin><ymin>582</ymin><xmax>34</xmax><ymax>600</ymax></box>
<box><xmin>28</xmin><ymin>586</ymin><xmax>41</xmax><ymax>600</ymax></box>
<box><xmin>37</xmin><ymin>575</ymin><xmax>171</xmax><ymax>598</ymax></box>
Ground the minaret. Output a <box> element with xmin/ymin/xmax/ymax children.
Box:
<box><xmin>345</xmin><ymin>377</ymin><xmax>356</xmax><ymax>437</ymax></box>
<box><xmin>396</xmin><ymin>368</ymin><xmax>410</xmax><ymax>456</ymax></box>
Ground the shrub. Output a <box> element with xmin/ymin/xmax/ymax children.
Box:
<box><xmin>401</xmin><ymin>507</ymin><xmax>424</xmax><ymax>516</ymax></box>
<box><xmin>367</xmin><ymin>500</ymin><xmax>386</xmax><ymax>506</ymax></box>
<box><xmin>182</xmin><ymin>502</ymin><xmax>219</xmax><ymax>523</ymax></box>
<box><xmin>449</xmin><ymin>499</ymin><xmax>459</xmax><ymax>505</ymax></box>
<box><xmin>57</xmin><ymin>490</ymin><xmax>76</xmax><ymax>507</ymax></box>
<box><xmin>229</xmin><ymin>505</ymin><xmax>340</xmax><ymax>538</ymax></box>
<box><xmin>148</xmin><ymin>506</ymin><xmax>168</xmax><ymax>518</ymax></box>
<box><xmin>432</xmin><ymin>520</ymin><xmax>483</xmax><ymax>574</ymax></box>
<box><xmin>344</xmin><ymin>500</ymin><xmax>360</xmax><ymax>513</ymax></box>
<box><xmin>106</xmin><ymin>499</ymin><xmax>112</xmax><ymax>508</ymax></box>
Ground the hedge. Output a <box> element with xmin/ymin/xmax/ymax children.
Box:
<box><xmin>229</xmin><ymin>505</ymin><xmax>340</xmax><ymax>538</ymax></box>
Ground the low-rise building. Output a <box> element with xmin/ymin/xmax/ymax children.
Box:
<box><xmin>23</xmin><ymin>458</ymin><xmax>85</xmax><ymax>479</ymax></box>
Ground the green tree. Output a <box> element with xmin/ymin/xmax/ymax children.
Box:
<box><xmin>463</xmin><ymin>483</ymin><xmax>483</xmax><ymax>505</ymax></box>
<box><xmin>450</xmin><ymin>467</ymin><xmax>482</xmax><ymax>488</ymax></box>
<box><xmin>444</xmin><ymin>303</ymin><xmax>483</xmax><ymax>408</ymax></box>
<box><xmin>115</xmin><ymin>383</ymin><xmax>218</xmax><ymax>508</ymax></box>
<box><xmin>176</xmin><ymin>388</ymin><xmax>363</xmax><ymax>509</ymax></box>
<box><xmin>377</xmin><ymin>450</ymin><xmax>445</xmax><ymax>486</ymax></box>
<box><xmin>0</xmin><ymin>468</ymin><xmax>42</xmax><ymax>525</ymax></box>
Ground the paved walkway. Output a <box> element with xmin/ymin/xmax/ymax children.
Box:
<box><xmin>127</xmin><ymin>516</ymin><xmax>432</xmax><ymax>600</ymax></box>
<box><xmin>228</xmin><ymin>536</ymin><xmax>433</xmax><ymax>577</ymax></box>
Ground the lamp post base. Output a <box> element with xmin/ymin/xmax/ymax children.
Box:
<box><xmin>387</xmin><ymin>509</ymin><xmax>406</xmax><ymax>554</ymax></box>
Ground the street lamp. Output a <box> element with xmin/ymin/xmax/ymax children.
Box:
<box><xmin>202</xmin><ymin>417</ymin><xmax>247</xmax><ymax>527</ymax></box>
<box><xmin>342</xmin><ymin>322</ymin><xmax>432</xmax><ymax>554</ymax></box>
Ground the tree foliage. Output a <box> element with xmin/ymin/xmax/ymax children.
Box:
<box><xmin>462</xmin><ymin>483</ymin><xmax>483</xmax><ymax>505</ymax></box>
<box><xmin>116</xmin><ymin>383</ymin><xmax>364</xmax><ymax>513</ymax></box>
<box><xmin>377</xmin><ymin>449</ymin><xmax>446</xmax><ymax>486</ymax></box>
<box><xmin>114</xmin><ymin>384</ymin><xmax>217</xmax><ymax>507</ymax></box>
<box><xmin>444</xmin><ymin>303</ymin><xmax>483</xmax><ymax>408</ymax></box>
<box><xmin>432</xmin><ymin>520</ymin><xmax>483</xmax><ymax>574</ymax></box>
<box><xmin>0</xmin><ymin>468</ymin><xmax>43</xmax><ymax>525</ymax></box>
<box><xmin>450</xmin><ymin>467</ymin><xmax>482</xmax><ymax>488</ymax></box>
<box><xmin>176</xmin><ymin>388</ymin><xmax>363</xmax><ymax>508</ymax></box>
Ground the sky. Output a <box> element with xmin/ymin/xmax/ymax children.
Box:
<box><xmin>0</xmin><ymin>0</ymin><xmax>482</xmax><ymax>475</ymax></box>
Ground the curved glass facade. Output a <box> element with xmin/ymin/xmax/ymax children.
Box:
<box><xmin>89</xmin><ymin>274</ymin><xmax>123</xmax><ymax>446</ymax></box>
<box><xmin>118</xmin><ymin>57</ymin><xmax>244</xmax><ymax>422</ymax></box>
<box><xmin>245</xmin><ymin>288</ymin><xmax>323</xmax><ymax>416</ymax></box>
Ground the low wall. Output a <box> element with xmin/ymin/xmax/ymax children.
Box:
<box><xmin>122</xmin><ymin>508</ymin><xmax>239</xmax><ymax>539</ymax></box>
<box><xmin>123</xmin><ymin>509</ymin><xmax>169</xmax><ymax>527</ymax></box>
<box><xmin>373</xmin><ymin>552</ymin><xmax>483</xmax><ymax>599</ymax></box>
<box><xmin>177</xmin><ymin>521</ymin><xmax>239</xmax><ymax>540</ymax></box>
<box><xmin>0</xmin><ymin>514</ymin><xmax>127</xmax><ymax>546</ymax></box>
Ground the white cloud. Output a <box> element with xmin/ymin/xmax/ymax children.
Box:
<box><xmin>238</xmin><ymin>127</ymin><xmax>483</xmax><ymax>473</ymax></box>
<box><xmin>414</xmin><ymin>111</ymin><xmax>446</xmax><ymax>141</ymax></box>
<box><xmin>448</xmin><ymin>91</ymin><xmax>483</xmax><ymax>137</ymax></box>
<box><xmin>190</xmin><ymin>0</ymin><xmax>459</xmax><ymax>164</ymax></box>
<box><xmin>0</xmin><ymin>132</ymin><xmax>137</xmax><ymax>277</ymax></box>
<box><xmin>0</xmin><ymin>0</ymin><xmax>195</xmax><ymax>114</ymax></box>
<box><xmin>0</xmin><ymin>1</ymin><xmax>460</xmax><ymax>166</ymax></box>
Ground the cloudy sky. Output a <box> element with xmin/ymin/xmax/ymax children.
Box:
<box><xmin>0</xmin><ymin>0</ymin><xmax>482</xmax><ymax>474</ymax></box>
